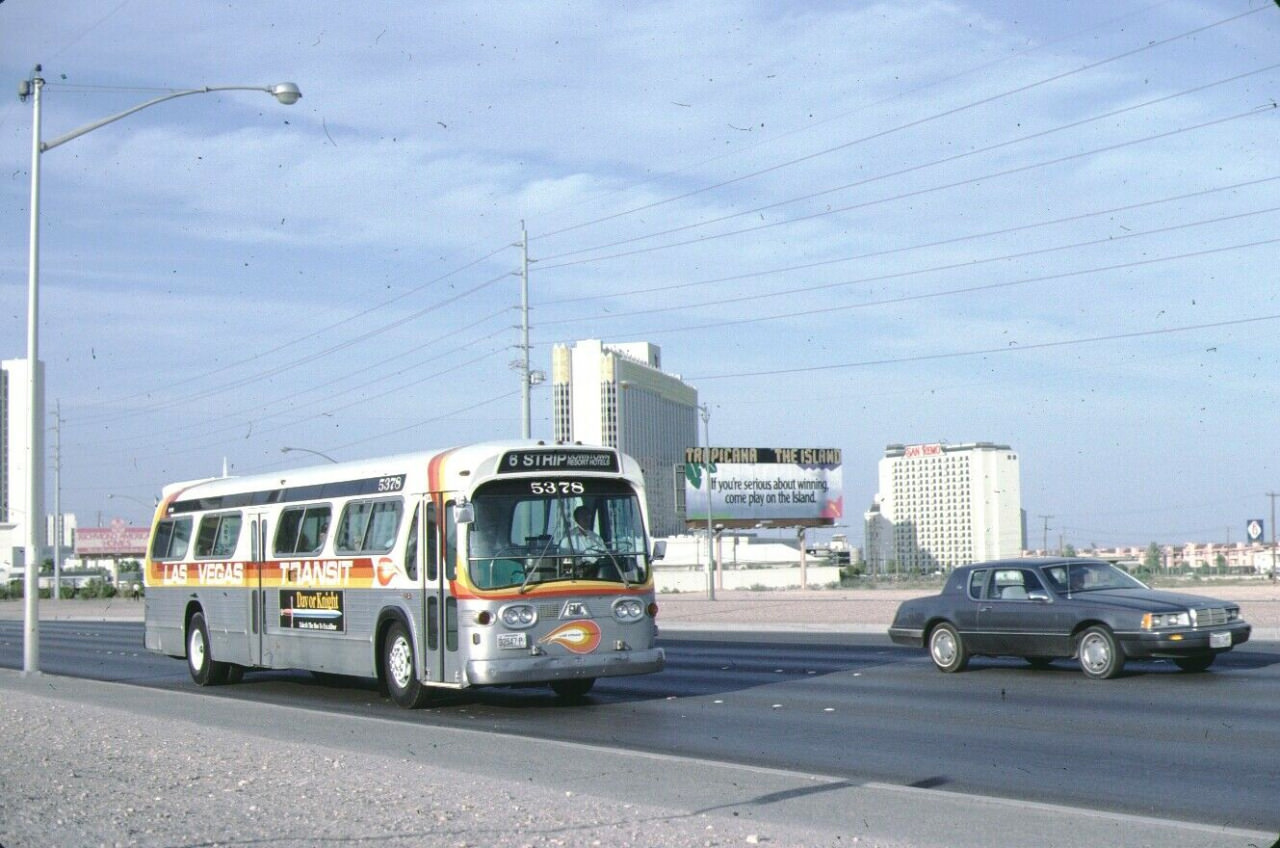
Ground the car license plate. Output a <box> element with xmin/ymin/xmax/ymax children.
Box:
<box><xmin>497</xmin><ymin>632</ymin><xmax>528</xmax><ymax>650</ymax></box>
<box><xmin>1210</xmin><ymin>631</ymin><xmax>1231</xmax><ymax>649</ymax></box>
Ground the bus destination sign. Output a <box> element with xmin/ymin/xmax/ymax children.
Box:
<box><xmin>500</xmin><ymin>448</ymin><xmax>618</xmax><ymax>474</ymax></box>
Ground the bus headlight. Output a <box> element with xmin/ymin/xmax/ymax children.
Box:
<box><xmin>500</xmin><ymin>604</ymin><xmax>537</xmax><ymax>629</ymax></box>
<box><xmin>613</xmin><ymin>598</ymin><xmax>645</xmax><ymax>622</ymax></box>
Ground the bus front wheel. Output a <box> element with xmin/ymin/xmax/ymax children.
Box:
<box><xmin>383</xmin><ymin>621</ymin><xmax>431</xmax><ymax>709</ymax></box>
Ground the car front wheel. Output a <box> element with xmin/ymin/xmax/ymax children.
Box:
<box><xmin>928</xmin><ymin>623</ymin><xmax>969</xmax><ymax>673</ymax></box>
<box><xmin>1077</xmin><ymin>625</ymin><xmax>1125</xmax><ymax>679</ymax></box>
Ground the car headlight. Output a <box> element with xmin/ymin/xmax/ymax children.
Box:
<box><xmin>499</xmin><ymin>604</ymin><xmax>537</xmax><ymax>629</ymax></box>
<box><xmin>612</xmin><ymin>597</ymin><xmax>645</xmax><ymax>622</ymax></box>
<box><xmin>1142</xmin><ymin>611</ymin><xmax>1191</xmax><ymax>629</ymax></box>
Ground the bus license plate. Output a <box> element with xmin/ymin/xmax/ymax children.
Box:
<box><xmin>497</xmin><ymin>632</ymin><xmax>528</xmax><ymax>650</ymax></box>
<box><xmin>1210</xmin><ymin>631</ymin><xmax>1231</xmax><ymax>649</ymax></box>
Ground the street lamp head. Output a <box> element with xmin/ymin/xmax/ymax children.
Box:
<box><xmin>269</xmin><ymin>82</ymin><xmax>302</xmax><ymax>105</ymax></box>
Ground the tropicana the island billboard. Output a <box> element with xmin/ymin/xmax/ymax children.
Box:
<box><xmin>683</xmin><ymin>447</ymin><xmax>842</xmax><ymax>528</ymax></box>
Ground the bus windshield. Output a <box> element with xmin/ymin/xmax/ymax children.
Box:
<box><xmin>467</xmin><ymin>478</ymin><xmax>650</xmax><ymax>590</ymax></box>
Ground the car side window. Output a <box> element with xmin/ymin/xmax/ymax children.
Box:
<box><xmin>967</xmin><ymin>569</ymin><xmax>988</xmax><ymax>600</ymax></box>
<box><xmin>992</xmin><ymin>568</ymin><xmax>1045</xmax><ymax>601</ymax></box>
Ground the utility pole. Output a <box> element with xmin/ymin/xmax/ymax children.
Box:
<box><xmin>1038</xmin><ymin>515</ymin><xmax>1053</xmax><ymax>554</ymax></box>
<box><xmin>1269</xmin><ymin>492</ymin><xmax>1278</xmax><ymax>581</ymax></box>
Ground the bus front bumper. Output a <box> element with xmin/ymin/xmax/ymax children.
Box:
<box><xmin>465</xmin><ymin>646</ymin><xmax>665</xmax><ymax>687</ymax></box>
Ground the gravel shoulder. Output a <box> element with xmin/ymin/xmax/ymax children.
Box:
<box><xmin>2</xmin><ymin>669</ymin><xmax>1270</xmax><ymax>848</ymax></box>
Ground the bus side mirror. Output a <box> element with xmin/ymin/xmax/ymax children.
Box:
<box><xmin>651</xmin><ymin>539</ymin><xmax>666</xmax><ymax>561</ymax></box>
<box><xmin>455</xmin><ymin>502</ymin><xmax>474</xmax><ymax>525</ymax></box>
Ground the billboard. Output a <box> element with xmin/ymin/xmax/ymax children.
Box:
<box><xmin>76</xmin><ymin>523</ymin><xmax>150</xmax><ymax>556</ymax></box>
<box><xmin>684</xmin><ymin>447</ymin><xmax>842</xmax><ymax>528</ymax></box>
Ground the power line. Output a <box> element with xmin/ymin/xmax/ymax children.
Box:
<box><xmin>74</xmin><ymin>267</ymin><xmax>515</xmax><ymax>426</ymax></box>
<box><xmin>538</xmin><ymin>206</ymin><xmax>1280</xmax><ymax>328</ymax></box>
<box><xmin>687</xmin><ymin>312</ymin><xmax>1280</xmax><ymax>382</ymax></box>
<box><xmin>521</xmin><ymin>1</ymin><xmax>1179</xmax><ymax>238</ymax></box>
<box><xmin>537</xmin><ymin>173</ymin><xmax>1280</xmax><ymax>309</ymax></box>
<box><xmin>79</xmin><ymin>242</ymin><xmax>516</xmax><ymax>413</ymax></box>
<box><xmin>529</xmin><ymin>4</ymin><xmax>1269</xmax><ymax>245</ymax></box>
<box><xmin>533</xmin><ymin>62</ymin><xmax>1280</xmax><ymax>266</ymax></box>
<box><xmin>535</xmin><ymin>103</ymin><xmax>1273</xmax><ymax>273</ymax></box>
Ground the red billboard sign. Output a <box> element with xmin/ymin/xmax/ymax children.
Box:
<box><xmin>76</xmin><ymin>522</ymin><xmax>150</xmax><ymax>556</ymax></box>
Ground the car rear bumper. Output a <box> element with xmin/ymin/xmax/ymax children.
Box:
<box><xmin>888</xmin><ymin>626</ymin><xmax>924</xmax><ymax>647</ymax></box>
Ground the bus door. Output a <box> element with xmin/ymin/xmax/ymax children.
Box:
<box><xmin>421</xmin><ymin>496</ymin><xmax>463</xmax><ymax>686</ymax></box>
<box><xmin>247</xmin><ymin>509</ymin><xmax>270</xmax><ymax>666</ymax></box>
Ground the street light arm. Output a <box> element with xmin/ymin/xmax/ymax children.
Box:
<box><xmin>281</xmin><ymin>446</ymin><xmax>338</xmax><ymax>464</ymax></box>
<box><xmin>41</xmin><ymin>83</ymin><xmax>301</xmax><ymax>153</ymax></box>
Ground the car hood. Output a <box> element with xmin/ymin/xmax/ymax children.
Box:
<box><xmin>1067</xmin><ymin>588</ymin><xmax>1234</xmax><ymax>611</ymax></box>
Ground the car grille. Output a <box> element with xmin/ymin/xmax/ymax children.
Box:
<box><xmin>1193</xmin><ymin>607</ymin><xmax>1231</xmax><ymax>627</ymax></box>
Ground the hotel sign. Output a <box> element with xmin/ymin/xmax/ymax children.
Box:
<box><xmin>76</xmin><ymin>522</ymin><xmax>150</xmax><ymax>556</ymax></box>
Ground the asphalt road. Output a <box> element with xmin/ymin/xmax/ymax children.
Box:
<box><xmin>3</xmin><ymin>620</ymin><xmax>1278</xmax><ymax>837</ymax></box>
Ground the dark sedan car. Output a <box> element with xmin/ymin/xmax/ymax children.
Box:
<box><xmin>888</xmin><ymin>557</ymin><xmax>1251</xmax><ymax>679</ymax></box>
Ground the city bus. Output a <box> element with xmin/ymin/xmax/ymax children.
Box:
<box><xmin>143</xmin><ymin>441</ymin><xmax>664</xmax><ymax>706</ymax></box>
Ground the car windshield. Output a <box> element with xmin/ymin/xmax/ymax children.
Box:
<box><xmin>466</xmin><ymin>478</ymin><xmax>650</xmax><ymax>590</ymax></box>
<box><xmin>1043</xmin><ymin>561</ymin><xmax>1148</xmax><ymax>594</ymax></box>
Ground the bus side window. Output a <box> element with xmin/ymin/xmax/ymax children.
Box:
<box><xmin>426</xmin><ymin>503</ymin><xmax>438</xmax><ymax>582</ymax></box>
<box><xmin>275</xmin><ymin>505</ymin><xmax>332</xmax><ymax>556</ymax></box>
<box><xmin>151</xmin><ymin>517</ymin><xmax>192</xmax><ymax>560</ymax></box>
<box><xmin>195</xmin><ymin>513</ymin><xmax>242</xmax><ymax>559</ymax></box>
<box><xmin>404</xmin><ymin>505</ymin><xmax>419</xmax><ymax>581</ymax></box>
<box><xmin>336</xmin><ymin>498</ymin><xmax>402</xmax><ymax>554</ymax></box>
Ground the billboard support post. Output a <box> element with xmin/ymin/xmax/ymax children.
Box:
<box><xmin>698</xmin><ymin>404</ymin><xmax>715</xmax><ymax>602</ymax></box>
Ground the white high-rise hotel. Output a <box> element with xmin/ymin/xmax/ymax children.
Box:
<box><xmin>552</xmin><ymin>340</ymin><xmax>697</xmax><ymax>538</ymax></box>
<box><xmin>865</xmin><ymin>442</ymin><xmax>1024</xmax><ymax>573</ymax></box>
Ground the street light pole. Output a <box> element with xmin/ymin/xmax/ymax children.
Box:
<box><xmin>21</xmin><ymin>70</ymin><xmax>45</xmax><ymax>675</ymax></box>
<box><xmin>698</xmin><ymin>403</ymin><xmax>715</xmax><ymax>601</ymax></box>
<box><xmin>18</xmin><ymin>67</ymin><xmax>301</xmax><ymax>675</ymax></box>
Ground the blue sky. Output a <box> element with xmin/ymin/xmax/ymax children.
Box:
<box><xmin>2</xmin><ymin>1</ymin><xmax>1278</xmax><ymax>550</ymax></box>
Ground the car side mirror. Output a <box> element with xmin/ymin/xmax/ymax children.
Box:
<box><xmin>1028</xmin><ymin>590</ymin><xmax>1050</xmax><ymax>602</ymax></box>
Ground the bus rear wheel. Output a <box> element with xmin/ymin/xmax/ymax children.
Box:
<box><xmin>187</xmin><ymin>610</ymin><xmax>231</xmax><ymax>686</ymax></box>
<box><xmin>383</xmin><ymin>621</ymin><xmax>431</xmax><ymax>709</ymax></box>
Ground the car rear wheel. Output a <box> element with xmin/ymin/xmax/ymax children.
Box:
<box><xmin>1173</xmin><ymin>654</ymin><xmax>1215</xmax><ymax>673</ymax></box>
<box><xmin>1077</xmin><ymin>625</ymin><xmax>1125</xmax><ymax>679</ymax></box>
<box><xmin>928</xmin><ymin>623</ymin><xmax>969</xmax><ymax>673</ymax></box>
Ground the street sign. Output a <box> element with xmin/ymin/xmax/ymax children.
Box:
<box><xmin>1247</xmin><ymin>519</ymin><xmax>1264</xmax><ymax>543</ymax></box>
